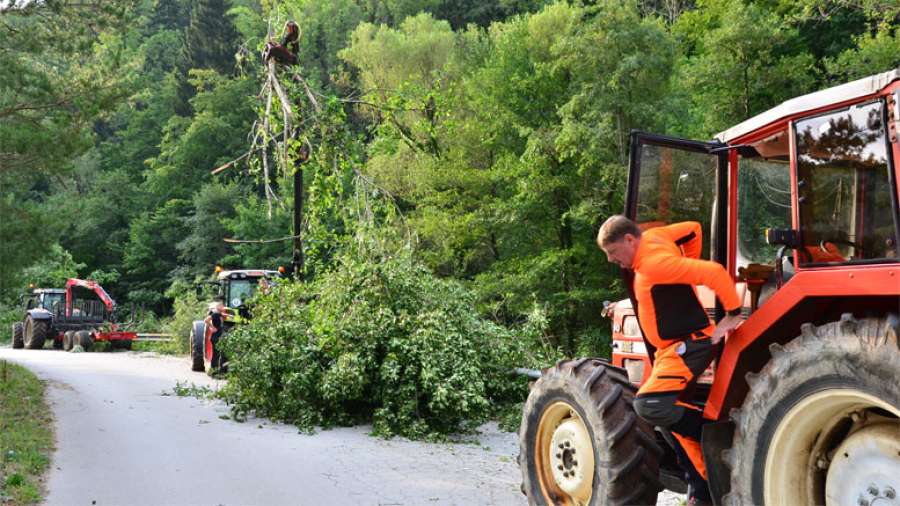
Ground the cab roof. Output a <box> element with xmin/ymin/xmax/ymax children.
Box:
<box><xmin>216</xmin><ymin>269</ymin><xmax>282</xmax><ymax>281</ymax></box>
<box><xmin>715</xmin><ymin>68</ymin><xmax>900</xmax><ymax>143</ymax></box>
<box><xmin>32</xmin><ymin>288</ymin><xmax>65</xmax><ymax>294</ymax></box>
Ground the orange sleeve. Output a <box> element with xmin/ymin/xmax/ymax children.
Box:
<box><xmin>641</xmin><ymin>251</ymin><xmax>742</xmax><ymax>313</ymax></box>
<box><xmin>659</xmin><ymin>222</ymin><xmax>703</xmax><ymax>259</ymax></box>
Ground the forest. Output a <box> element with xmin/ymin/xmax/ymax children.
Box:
<box><xmin>2</xmin><ymin>0</ymin><xmax>898</xmax><ymax>437</ymax></box>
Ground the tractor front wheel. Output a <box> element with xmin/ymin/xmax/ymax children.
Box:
<box><xmin>190</xmin><ymin>321</ymin><xmax>206</xmax><ymax>372</ymax></box>
<box><xmin>12</xmin><ymin>322</ymin><xmax>24</xmax><ymax>349</ymax></box>
<box><xmin>726</xmin><ymin>314</ymin><xmax>900</xmax><ymax>506</ymax></box>
<box><xmin>23</xmin><ymin>316</ymin><xmax>48</xmax><ymax>349</ymax></box>
<box><xmin>519</xmin><ymin>358</ymin><xmax>663</xmax><ymax>505</ymax></box>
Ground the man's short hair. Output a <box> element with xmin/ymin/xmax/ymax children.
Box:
<box><xmin>597</xmin><ymin>215</ymin><xmax>641</xmax><ymax>247</ymax></box>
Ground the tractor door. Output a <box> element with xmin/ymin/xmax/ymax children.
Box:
<box><xmin>623</xmin><ymin>132</ymin><xmax>730</xmax><ymax>360</ymax></box>
<box><xmin>626</xmin><ymin>132</ymin><xmax>729</xmax><ymax>264</ymax></box>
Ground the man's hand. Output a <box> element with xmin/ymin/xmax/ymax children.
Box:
<box><xmin>711</xmin><ymin>314</ymin><xmax>742</xmax><ymax>344</ymax></box>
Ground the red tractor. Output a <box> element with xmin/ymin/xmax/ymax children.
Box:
<box><xmin>11</xmin><ymin>279</ymin><xmax>136</xmax><ymax>352</ymax></box>
<box><xmin>519</xmin><ymin>68</ymin><xmax>900</xmax><ymax>505</ymax></box>
<box><xmin>189</xmin><ymin>267</ymin><xmax>284</xmax><ymax>372</ymax></box>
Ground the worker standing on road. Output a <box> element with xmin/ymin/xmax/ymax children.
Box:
<box><xmin>597</xmin><ymin>215</ymin><xmax>742</xmax><ymax>506</ymax></box>
<box><xmin>204</xmin><ymin>302</ymin><xmax>226</xmax><ymax>371</ymax></box>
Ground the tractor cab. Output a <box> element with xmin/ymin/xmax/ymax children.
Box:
<box><xmin>25</xmin><ymin>288</ymin><xmax>66</xmax><ymax>313</ymax></box>
<box><xmin>213</xmin><ymin>268</ymin><xmax>284</xmax><ymax>322</ymax></box>
<box><xmin>612</xmin><ymin>69</ymin><xmax>900</xmax><ymax>385</ymax></box>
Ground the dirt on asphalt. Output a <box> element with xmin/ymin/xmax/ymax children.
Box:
<box><xmin>0</xmin><ymin>346</ymin><xmax>684</xmax><ymax>506</ymax></box>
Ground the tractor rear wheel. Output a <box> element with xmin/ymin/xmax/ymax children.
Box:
<box><xmin>23</xmin><ymin>316</ymin><xmax>48</xmax><ymax>349</ymax></box>
<box><xmin>519</xmin><ymin>358</ymin><xmax>663</xmax><ymax>505</ymax></box>
<box><xmin>726</xmin><ymin>314</ymin><xmax>900</xmax><ymax>506</ymax></box>
<box><xmin>190</xmin><ymin>321</ymin><xmax>205</xmax><ymax>372</ymax></box>
<box><xmin>75</xmin><ymin>331</ymin><xmax>94</xmax><ymax>352</ymax></box>
<box><xmin>12</xmin><ymin>322</ymin><xmax>24</xmax><ymax>349</ymax></box>
<box><xmin>63</xmin><ymin>331</ymin><xmax>75</xmax><ymax>351</ymax></box>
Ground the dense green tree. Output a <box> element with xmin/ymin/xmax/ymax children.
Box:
<box><xmin>176</xmin><ymin>182</ymin><xmax>244</xmax><ymax>278</ymax></box>
<box><xmin>146</xmin><ymin>70</ymin><xmax>257</xmax><ymax>202</ymax></box>
<box><xmin>0</xmin><ymin>0</ymin><xmax>136</xmax><ymax>298</ymax></box>
<box><xmin>177</xmin><ymin>0</ymin><xmax>243</xmax><ymax>111</ymax></box>
<box><xmin>122</xmin><ymin>199</ymin><xmax>191</xmax><ymax>311</ymax></box>
<box><xmin>672</xmin><ymin>0</ymin><xmax>817</xmax><ymax>137</ymax></box>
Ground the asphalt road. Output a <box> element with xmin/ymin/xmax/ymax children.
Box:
<box><xmin>1</xmin><ymin>347</ymin><xmax>684</xmax><ymax>506</ymax></box>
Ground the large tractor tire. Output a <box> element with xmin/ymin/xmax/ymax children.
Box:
<box><xmin>726</xmin><ymin>314</ymin><xmax>900</xmax><ymax>506</ymax></box>
<box><xmin>74</xmin><ymin>331</ymin><xmax>94</xmax><ymax>352</ymax></box>
<box><xmin>23</xmin><ymin>316</ymin><xmax>48</xmax><ymax>349</ymax></box>
<box><xmin>190</xmin><ymin>321</ymin><xmax>206</xmax><ymax>372</ymax></box>
<box><xmin>519</xmin><ymin>358</ymin><xmax>663</xmax><ymax>505</ymax></box>
<box><xmin>63</xmin><ymin>331</ymin><xmax>75</xmax><ymax>351</ymax></box>
<box><xmin>12</xmin><ymin>322</ymin><xmax>24</xmax><ymax>349</ymax></box>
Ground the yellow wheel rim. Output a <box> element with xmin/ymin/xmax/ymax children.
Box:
<box><xmin>535</xmin><ymin>401</ymin><xmax>595</xmax><ymax>505</ymax></box>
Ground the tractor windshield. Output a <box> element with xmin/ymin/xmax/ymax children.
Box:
<box><xmin>226</xmin><ymin>279</ymin><xmax>257</xmax><ymax>307</ymax></box>
<box><xmin>41</xmin><ymin>293</ymin><xmax>64</xmax><ymax>312</ymax></box>
<box><xmin>795</xmin><ymin>100</ymin><xmax>898</xmax><ymax>264</ymax></box>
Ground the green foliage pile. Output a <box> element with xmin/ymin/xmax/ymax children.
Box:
<box><xmin>220</xmin><ymin>248</ymin><xmax>550</xmax><ymax>439</ymax></box>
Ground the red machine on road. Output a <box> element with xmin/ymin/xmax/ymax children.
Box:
<box><xmin>12</xmin><ymin>278</ymin><xmax>136</xmax><ymax>352</ymax></box>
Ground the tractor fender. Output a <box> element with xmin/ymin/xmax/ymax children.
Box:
<box><xmin>26</xmin><ymin>308</ymin><xmax>53</xmax><ymax>321</ymax></box>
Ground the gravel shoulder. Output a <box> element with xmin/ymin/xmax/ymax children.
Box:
<box><xmin>0</xmin><ymin>347</ymin><xmax>684</xmax><ymax>506</ymax></box>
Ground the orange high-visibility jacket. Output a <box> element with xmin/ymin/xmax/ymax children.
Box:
<box><xmin>632</xmin><ymin>222</ymin><xmax>741</xmax><ymax>350</ymax></box>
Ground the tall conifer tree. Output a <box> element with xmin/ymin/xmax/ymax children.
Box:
<box><xmin>177</xmin><ymin>0</ymin><xmax>240</xmax><ymax>113</ymax></box>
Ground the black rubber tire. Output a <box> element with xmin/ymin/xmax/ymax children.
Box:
<box><xmin>23</xmin><ymin>316</ymin><xmax>48</xmax><ymax>349</ymax></box>
<box><xmin>725</xmin><ymin>314</ymin><xmax>900</xmax><ymax>506</ymax></box>
<box><xmin>519</xmin><ymin>358</ymin><xmax>663</xmax><ymax>505</ymax></box>
<box><xmin>63</xmin><ymin>331</ymin><xmax>75</xmax><ymax>351</ymax></box>
<box><xmin>75</xmin><ymin>331</ymin><xmax>94</xmax><ymax>351</ymax></box>
<box><xmin>116</xmin><ymin>340</ymin><xmax>133</xmax><ymax>350</ymax></box>
<box><xmin>190</xmin><ymin>321</ymin><xmax>206</xmax><ymax>372</ymax></box>
<box><xmin>12</xmin><ymin>322</ymin><xmax>24</xmax><ymax>349</ymax></box>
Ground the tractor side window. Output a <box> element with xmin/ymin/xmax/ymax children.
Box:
<box><xmin>635</xmin><ymin>144</ymin><xmax>719</xmax><ymax>259</ymax></box>
<box><xmin>737</xmin><ymin>158</ymin><xmax>792</xmax><ymax>267</ymax></box>
<box><xmin>795</xmin><ymin>101</ymin><xmax>897</xmax><ymax>264</ymax></box>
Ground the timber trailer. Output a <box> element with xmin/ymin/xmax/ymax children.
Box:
<box><xmin>11</xmin><ymin>278</ymin><xmax>136</xmax><ymax>352</ymax></box>
<box><xmin>189</xmin><ymin>267</ymin><xmax>285</xmax><ymax>372</ymax></box>
<box><xmin>518</xmin><ymin>68</ymin><xmax>900</xmax><ymax>505</ymax></box>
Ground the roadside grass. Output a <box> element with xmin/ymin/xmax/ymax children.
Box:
<box><xmin>132</xmin><ymin>338</ymin><xmax>181</xmax><ymax>355</ymax></box>
<box><xmin>0</xmin><ymin>361</ymin><xmax>53</xmax><ymax>505</ymax></box>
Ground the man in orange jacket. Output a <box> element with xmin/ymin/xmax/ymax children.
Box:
<box><xmin>597</xmin><ymin>215</ymin><xmax>742</xmax><ymax>506</ymax></box>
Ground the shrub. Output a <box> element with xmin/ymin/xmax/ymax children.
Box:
<box><xmin>219</xmin><ymin>250</ymin><xmax>550</xmax><ymax>439</ymax></box>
